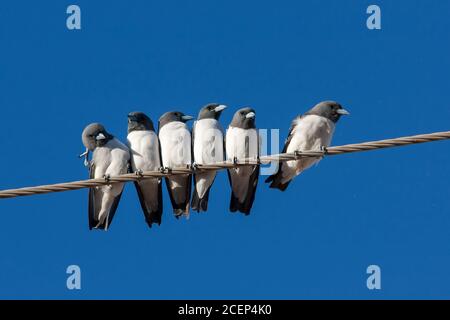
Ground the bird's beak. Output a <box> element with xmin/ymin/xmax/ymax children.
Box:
<box><xmin>245</xmin><ymin>111</ymin><xmax>256</xmax><ymax>119</ymax></box>
<box><xmin>181</xmin><ymin>115</ymin><xmax>194</xmax><ymax>121</ymax></box>
<box><xmin>96</xmin><ymin>133</ymin><xmax>106</xmax><ymax>141</ymax></box>
<box><xmin>214</xmin><ymin>105</ymin><xmax>227</xmax><ymax>113</ymax></box>
<box><xmin>336</xmin><ymin>108</ymin><xmax>350</xmax><ymax>115</ymax></box>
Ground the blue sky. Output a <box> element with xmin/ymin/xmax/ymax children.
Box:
<box><xmin>0</xmin><ymin>0</ymin><xmax>449</xmax><ymax>299</ymax></box>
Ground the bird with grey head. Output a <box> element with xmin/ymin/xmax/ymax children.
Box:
<box><xmin>158</xmin><ymin>110</ymin><xmax>194</xmax><ymax>217</ymax></box>
<box><xmin>127</xmin><ymin>111</ymin><xmax>155</xmax><ymax>133</ymax></box>
<box><xmin>127</xmin><ymin>111</ymin><xmax>163</xmax><ymax>228</ymax></box>
<box><xmin>265</xmin><ymin>100</ymin><xmax>350</xmax><ymax>191</ymax></box>
<box><xmin>81</xmin><ymin>122</ymin><xmax>130</xmax><ymax>230</ymax></box>
<box><xmin>191</xmin><ymin>103</ymin><xmax>227</xmax><ymax>212</ymax></box>
<box><xmin>225</xmin><ymin>107</ymin><xmax>259</xmax><ymax>215</ymax></box>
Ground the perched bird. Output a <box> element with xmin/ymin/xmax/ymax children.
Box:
<box><xmin>265</xmin><ymin>101</ymin><xmax>349</xmax><ymax>191</ymax></box>
<box><xmin>191</xmin><ymin>103</ymin><xmax>227</xmax><ymax>212</ymax></box>
<box><xmin>81</xmin><ymin>123</ymin><xmax>130</xmax><ymax>230</ymax></box>
<box><xmin>127</xmin><ymin>112</ymin><xmax>163</xmax><ymax>228</ymax></box>
<box><xmin>158</xmin><ymin>111</ymin><xmax>194</xmax><ymax>218</ymax></box>
<box><xmin>226</xmin><ymin>107</ymin><xmax>259</xmax><ymax>215</ymax></box>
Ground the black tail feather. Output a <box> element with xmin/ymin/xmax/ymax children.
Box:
<box><xmin>134</xmin><ymin>181</ymin><xmax>163</xmax><ymax>228</ymax></box>
<box><xmin>265</xmin><ymin>172</ymin><xmax>291</xmax><ymax>191</ymax></box>
<box><xmin>191</xmin><ymin>188</ymin><xmax>210</xmax><ymax>212</ymax></box>
<box><xmin>228</xmin><ymin>165</ymin><xmax>259</xmax><ymax>215</ymax></box>
<box><xmin>165</xmin><ymin>175</ymin><xmax>192</xmax><ymax>217</ymax></box>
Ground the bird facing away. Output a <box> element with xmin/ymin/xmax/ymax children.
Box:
<box><xmin>81</xmin><ymin>123</ymin><xmax>130</xmax><ymax>230</ymax></box>
<box><xmin>226</xmin><ymin>107</ymin><xmax>260</xmax><ymax>215</ymax></box>
<box><xmin>191</xmin><ymin>103</ymin><xmax>227</xmax><ymax>212</ymax></box>
<box><xmin>265</xmin><ymin>100</ymin><xmax>350</xmax><ymax>191</ymax></box>
<box><xmin>127</xmin><ymin>111</ymin><xmax>163</xmax><ymax>228</ymax></box>
<box><xmin>158</xmin><ymin>111</ymin><xmax>194</xmax><ymax>218</ymax></box>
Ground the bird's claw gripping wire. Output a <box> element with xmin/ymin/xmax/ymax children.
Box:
<box><xmin>135</xmin><ymin>169</ymin><xmax>144</xmax><ymax>179</ymax></box>
<box><xmin>232</xmin><ymin>157</ymin><xmax>239</xmax><ymax>166</ymax></box>
<box><xmin>294</xmin><ymin>150</ymin><xmax>302</xmax><ymax>160</ymax></box>
<box><xmin>103</xmin><ymin>174</ymin><xmax>111</xmax><ymax>183</ymax></box>
<box><xmin>319</xmin><ymin>146</ymin><xmax>328</xmax><ymax>159</ymax></box>
<box><xmin>190</xmin><ymin>162</ymin><xmax>199</xmax><ymax>172</ymax></box>
<box><xmin>159</xmin><ymin>167</ymin><xmax>172</xmax><ymax>175</ymax></box>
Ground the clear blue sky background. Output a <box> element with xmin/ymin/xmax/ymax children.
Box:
<box><xmin>0</xmin><ymin>0</ymin><xmax>449</xmax><ymax>299</ymax></box>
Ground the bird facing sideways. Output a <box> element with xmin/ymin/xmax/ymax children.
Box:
<box><xmin>127</xmin><ymin>112</ymin><xmax>163</xmax><ymax>228</ymax></box>
<box><xmin>81</xmin><ymin>123</ymin><xmax>130</xmax><ymax>230</ymax></box>
<box><xmin>158</xmin><ymin>111</ymin><xmax>194</xmax><ymax>218</ymax></box>
<box><xmin>191</xmin><ymin>103</ymin><xmax>227</xmax><ymax>212</ymax></box>
<box><xmin>226</xmin><ymin>107</ymin><xmax>260</xmax><ymax>215</ymax></box>
<box><xmin>265</xmin><ymin>100</ymin><xmax>349</xmax><ymax>191</ymax></box>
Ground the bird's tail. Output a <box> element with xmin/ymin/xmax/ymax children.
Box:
<box><xmin>265</xmin><ymin>173</ymin><xmax>291</xmax><ymax>191</ymax></box>
<box><xmin>191</xmin><ymin>188</ymin><xmax>210</xmax><ymax>212</ymax></box>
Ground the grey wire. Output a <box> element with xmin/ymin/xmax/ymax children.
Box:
<box><xmin>0</xmin><ymin>130</ymin><xmax>449</xmax><ymax>199</ymax></box>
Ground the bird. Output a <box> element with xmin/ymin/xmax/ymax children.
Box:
<box><xmin>127</xmin><ymin>111</ymin><xmax>163</xmax><ymax>228</ymax></box>
<box><xmin>81</xmin><ymin>123</ymin><xmax>130</xmax><ymax>230</ymax></box>
<box><xmin>225</xmin><ymin>107</ymin><xmax>260</xmax><ymax>215</ymax></box>
<box><xmin>158</xmin><ymin>111</ymin><xmax>194</xmax><ymax>218</ymax></box>
<box><xmin>265</xmin><ymin>100</ymin><xmax>350</xmax><ymax>191</ymax></box>
<box><xmin>191</xmin><ymin>103</ymin><xmax>227</xmax><ymax>212</ymax></box>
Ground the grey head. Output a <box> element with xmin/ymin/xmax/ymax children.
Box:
<box><xmin>82</xmin><ymin>123</ymin><xmax>113</xmax><ymax>151</ymax></box>
<box><xmin>158</xmin><ymin>111</ymin><xmax>194</xmax><ymax>130</ymax></box>
<box><xmin>128</xmin><ymin>111</ymin><xmax>155</xmax><ymax>133</ymax></box>
<box><xmin>197</xmin><ymin>103</ymin><xmax>227</xmax><ymax>120</ymax></box>
<box><xmin>229</xmin><ymin>107</ymin><xmax>256</xmax><ymax>129</ymax></box>
<box><xmin>304</xmin><ymin>101</ymin><xmax>350</xmax><ymax>123</ymax></box>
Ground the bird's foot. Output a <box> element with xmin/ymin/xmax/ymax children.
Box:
<box><xmin>135</xmin><ymin>169</ymin><xmax>144</xmax><ymax>178</ymax></box>
<box><xmin>159</xmin><ymin>166</ymin><xmax>172</xmax><ymax>175</ymax></box>
<box><xmin>190</xmin><ymin>162</ymin><xmax>199</xmax><ymax>172</ymax></box>
<box><xmin>294</xmin><ymin>150</ymin><xmax>302</xmax><ymax>160</ymax></box>
<box><xmin>319</xmin><ymin>146</ymin><xmax>328</xmax><ymax>159</ymax></box>
<box><xmin>103</xmin><ymin>174</ymin><xmax>111</xmax><ymax>183</ymax></box>
<box><xmin>232</xmin><ymin>157</ymin><xmax>239</xmax><ymax>166</ymax></box>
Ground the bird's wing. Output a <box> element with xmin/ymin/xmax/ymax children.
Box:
<box><xmin>88</xmin><ymin>162</ymin><xmax>97</xmax><ymax>229</ymax></box>
<box><xmin>283</xmin><ymin>117</ymin><xmax>298</xmax><ymax>153</ymax></box>
<box><xmin>265</xmin><ymin>117</ymin><xmax>297</xmax><ymax>185</ymax></box>
<box><xmin>243</xmin><ymin>164</ymin><xmax>260</xmax><ymax>215</ymax></box>
<box><xmin>191</xmin><ymin>120</ymin><xmax>196</xmax><ymax>163</ymax></box>
<box><xmin>89</xmin><ymin>143</ymin><xmax>128</xmax><ymax>230</ymax></box>
<box><xmin>128</xmin><ymin>131</ymin><xmax>163</xmax><ymax>227</ymax></box>
<box><xmin>227</xmin><ymin>128</ymin><xmax>260</xmax><ymax>215</ymax></box>
<box><xmin>163</xmin><ymin>126</ymin><xmax>192</xmax><ymax>216</ymax></box>
<box><xmin>88</xmin><ymin>162</ymin><xmax>124</xmax><ymax>230</ymax></box>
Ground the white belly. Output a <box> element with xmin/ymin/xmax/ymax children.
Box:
<box><xmin>159</xmin><ymin>121</ymin><xmax>192</xmax><ymax>168</ymax></box>
<box><xmin>127</xmin><ymin>130</ymin><xmax>161</xmax><ymax>172</ymax></box>
<box><xmin>193</xmin><ymin>118</ymin><xmax>224</xmax><ymax>164</ymax></box>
